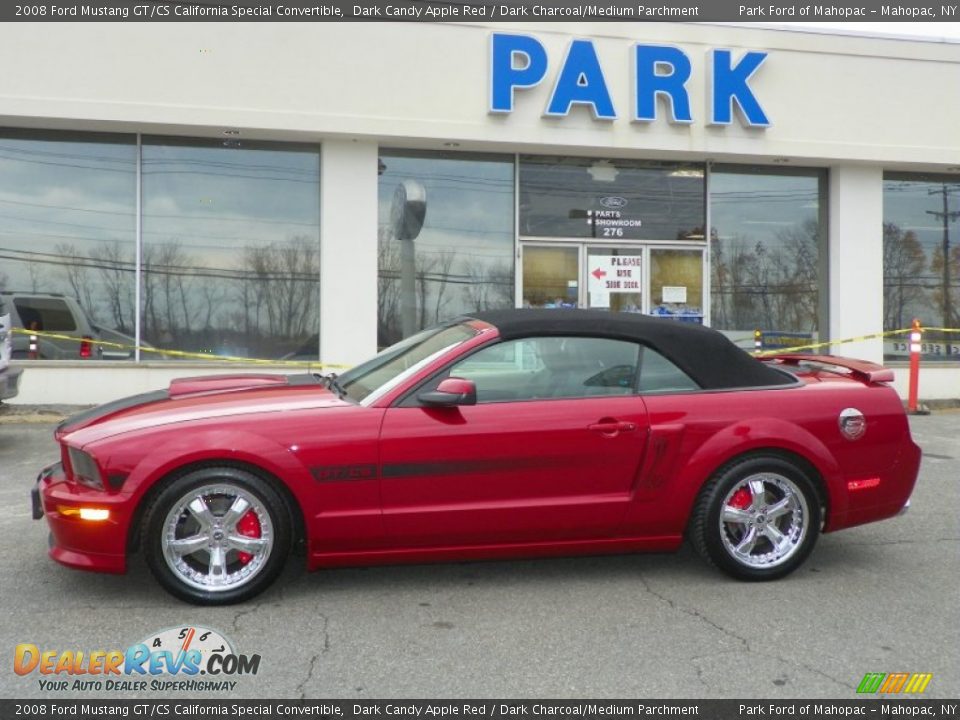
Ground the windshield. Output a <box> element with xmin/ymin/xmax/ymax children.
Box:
<box><xmin>338</xmin><ymin>322</ymin><xmax>480</xmax><ymax>404</ymax></box>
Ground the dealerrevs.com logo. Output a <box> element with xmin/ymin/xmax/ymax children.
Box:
<box><xmin>14</xmin><ymin>626</ymin><xmax>260</xmax><ymax>693</ymax></box>
<box><xmin>857</xmin><ymin>672</ymin><xmax>933</xmax><ymax>694</ymax></box>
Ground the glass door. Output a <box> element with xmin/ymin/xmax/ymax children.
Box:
<box><xmin>649</xmin><ymin>248</ymin><xmax>704</xmax><ymax>322</ymax></box>
<box><xmin>585</xmin><ymin>247</ymin><xmax>644</xmax><ymax>312</ymax></box>
<box><xmin>520</xmin><ymin>242</ymin><xmax>705</xmax><ymax>320</ymax></box>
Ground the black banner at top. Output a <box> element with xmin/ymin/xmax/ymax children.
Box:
<box><xmin>4</xmin><ymin>0</ymin><xmax>959</xmax><ymax>22</ymax></box>
<box><xmin>2</xmin><ymin>699</ymin><xmax>960</xmax><ymax>720</ymax></box>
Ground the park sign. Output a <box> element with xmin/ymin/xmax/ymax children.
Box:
<box><xmin>489</xmin><ymin>32</ymin><xmax>770</xmax><ymax>127</ymax></box>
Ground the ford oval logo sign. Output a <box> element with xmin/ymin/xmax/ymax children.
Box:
<box><xmin>600</xmin><ymin>196</ymin><xmax>627</xmax><ymax>210</ymax></box>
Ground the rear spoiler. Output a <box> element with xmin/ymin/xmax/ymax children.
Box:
<box><xmin>760</xmin><ymin>354</ymin><xmax>895</xmax><ymax>384</ymax></box>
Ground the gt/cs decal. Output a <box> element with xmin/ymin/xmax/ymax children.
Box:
<box><xmin>312</xmin><ymin>457</ymin><xmax>591</xmax><ymax>482</ymax></box>
<box><xmin>310</xmin><ymin>464</ymin><xmax>377</xmax><ymax>482</ymax></box>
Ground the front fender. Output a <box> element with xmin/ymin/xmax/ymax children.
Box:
<box><xmin>86</xmin><ymin>426</ymin><xmax>316</xmax><ymax>554</ymax></box>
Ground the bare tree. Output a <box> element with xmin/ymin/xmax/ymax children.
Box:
<box><xmin>377</xmin><ymin>229</ymin><xmax>402</xmax><ymax>346</ymax></box>
<box><xmin>929</xmin><ymin>241</ymin><xmax>960</xmax><ymax>328</ymax></box>
<box><xmin>883</xmin><ymin>223</ymin><xmax>928</xmax><ymax>331</ymax></box>
<box><xmin>238</xmin><ymin>236</ymin><xmax>319</xmax><ymax>353</ymax></box>
<box><xmin>462</xmin><ymin>259</ymin><xmax>514</xmax><ymax>313</ymax></box>
<box><xmin>142</xmin><ymin>241</ymin><xmax>194</xmax><ymax>346</ymax></box>
<box><xmin>26</xmin><ymin>259</ymin><xmax>45</xmax><ymax>294</ymax></box>
<box><xmin>432</xmin><ymin>250</ymin><xmax>457</xmax><ymax>323</ymax></box>
<box><xmin>415</xmin><ymin>252</ymin><xmax>438</xmax><ymax>330</ymax></box>
<box><xmin>93</xmin><ymin>240</ymin><xmax>134</xmax><ymax>333</ymax></box>
<box><xmin>776</xmin><ymin>219</ymin><xmax>819</xmax><ymax>331</ymax></box>
<box><xmin>55</xmin><ymin>242</ymin><xmax>98</xmax><ymax>320</ymax></box>
<box><xmin>200</xmin><ymin>282</ymin><xmax>227</xmax><ymax>331</ymax></box>
<box><xmin>709</xmin><ymin>218</ymin><xmax>820</xmax><ymax>333</ymax></box>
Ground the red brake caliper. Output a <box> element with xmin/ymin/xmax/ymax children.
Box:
<box><xmin>729</xmin><ymin>487</ymin><xmax>752</xmax><ymax>511</ymax></box>
<box><xmin>235</xmin><ymin>510</ymin><xmax>261</xmax><ymax>565</ymax></box>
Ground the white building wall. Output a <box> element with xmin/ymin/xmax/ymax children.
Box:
<box><xmin>828</xmin><ymin>166</ymin><xmax>884</xmax><ymax>363</ymax></box>
<box><xmin>0</xmin><ymin>23</ymin><xmax>957</xmax><ymax>167</ymax></box>
<box><xmin>319</xmin><ymin>139</ymin><xmax>379</xmax><ymax>367</ymax></box>
<box><xmin>9</xmin><ymin>363</ymin><xmax>291</xmax><ymax>406</ymax></box>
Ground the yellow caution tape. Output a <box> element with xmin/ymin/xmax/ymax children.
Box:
<box><xmin>756</xmin><ymin>326</ymin><xmax>960</xmax><ymax>356</ymax></box>
<box><xmin>9</xmin><ymin>328</ymin><xmax>350</xmax><ymax>370</ymax></box>
<box><xmin>754</xmin><ymin>328</ymin><xmax>913</xmax><ymax>357</ymax></box>
<box><xmin>12</xmin><ymin>324</ymin><xmax>956</xmax><ymax>367</ymax></box>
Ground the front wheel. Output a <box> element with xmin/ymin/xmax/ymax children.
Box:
<box><xmin>689</xmin><ymin>455</ymin><xmax>822</xmax><ymax>581</ymax></box>
<box><xmin>143</xmin><ymin>467</ymin><xmax>291</xmax><ymax>605</ymax></box>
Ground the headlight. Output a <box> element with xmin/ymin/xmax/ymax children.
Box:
<box><xmin>67</xmin><ymin>447</ymin><xmax>104</xmax><ymax>490</ymax></box>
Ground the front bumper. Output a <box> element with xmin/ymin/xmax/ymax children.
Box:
<box><xmin>33</xmin><ymin>462</ymin><xmax>128</xmax><ymax>574</ymax></box>
<box><xmin>0</xmin><ymin>365</ymin><xmax>23</xmax><ymax>400</ymax></box>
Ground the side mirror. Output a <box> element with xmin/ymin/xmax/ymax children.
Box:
<box><xmin>418</xmin><ymin>377</ymin><xmax>477</xmax><ymax>407</ymax></box>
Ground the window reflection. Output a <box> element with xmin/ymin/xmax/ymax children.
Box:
<box><xmin>519</xmin><ymin>157</ymin><xmax>704</xmax><ymax>241</ymax></box>
<box><xmin>377</xmin><ymin>151</ymin><xmax>515</xmax><ymax>347</ymax></box>
<box><xmin>141</xmin><ymin>138</ymin><xmax>320</xmax><ymax>359</ymax></box>
<box><xmin>709</xmin><ymin>167</ymin><xmax>825</xmax><ymax>338</ymax></box>
<box><xmin>0</xmin><ymin>130</ymin><xmax>136</xmax><ymax>360</ymax></box>
<box><xmin>883</xmin><ymin>173</ymin><xmax>960</xmax><ymax>361</ymax></box>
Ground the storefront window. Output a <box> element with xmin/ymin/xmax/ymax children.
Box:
<box><xmin>883</xmin><ymin>173</ymin><xmax>960</xmax><ymax>362</ymax></box>
<box><xmin>141</xmin><ymin>138</ymin><xmax>320</xmax><ymax>360</ymax></box>
<box><xmin>0</xmin><ymin>130</ymin><xmax>136</xmax><ymax>360</ymax></box>
<box><xmin>377</xmin><ymin>150</ymin><xmax>515</xmax><ymax>346</ymax></box>
<box><xmin>709</xmin><ymin>166</ymin><xmax>825</xmax><ymax>342</ymax></box>
<box><xmin>522</xmin><ymin>246</ymin><xmax>579</xmax><ymax>309</ymax></box>
<box><xmin>650</xmin><ymin>249</ymin><xmax>703</xmax><ymax>321</ymax></box>
<box><xmin>519</xmin><ymin>157</ymin><xmax>705</xmax><ymax>241</ymax></box>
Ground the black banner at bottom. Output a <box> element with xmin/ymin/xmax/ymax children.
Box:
<box><xmin>2</xmin><ymin>700</ymin><xmax>959</xmax><ymax>720</ymax></box>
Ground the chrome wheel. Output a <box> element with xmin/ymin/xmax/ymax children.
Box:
<box><xmin>161</xmin><ymin>483</ymin><xmax>274</xmax><ymax>593</ymax></box>
<box><xmin>718</xmin><ymin>472</ymin><xmax>809</xmax><ymax>569</ymax></box>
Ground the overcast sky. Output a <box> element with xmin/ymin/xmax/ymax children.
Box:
<box><xmin>745</xmin><ymin>22</ymin><xmax>960</xmax><ymax>42</ymax></box>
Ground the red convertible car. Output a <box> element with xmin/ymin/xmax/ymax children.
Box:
<box><xmin>32</xmin><ymin>310</ymin><xmax>920</xmax><ymax>604</ymax></box>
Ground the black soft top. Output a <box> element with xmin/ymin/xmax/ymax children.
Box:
<box><xmin>466</xmin><ymin>309</ymin><xmax>796</xmax><ymax>391</ymax></box>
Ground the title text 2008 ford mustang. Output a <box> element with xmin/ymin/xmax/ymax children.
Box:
<box><xmin>32</xmin><ymin>310</ymin><xmax>920</xmax><ymax>604</ymax></box>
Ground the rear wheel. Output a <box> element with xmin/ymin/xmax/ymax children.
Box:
<box><xmin>690</xmin><ymin>455</ymin><xmax>821</xmax><ymax>581</ymax></box>
<box><xmin>143</xmin><ymin>467</ymin><xmax>290</xmax><ymax>605</ymax></box>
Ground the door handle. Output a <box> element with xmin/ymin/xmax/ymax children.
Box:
<box><xmin>588</xmin><ymin>420</ymin><xmax>638</xmax><ymax>435</ymax></box>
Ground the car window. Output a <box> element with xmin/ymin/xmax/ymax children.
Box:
<box><xmin>343</xmin><ymin>322</ymin><xmax>479</xmax><ymax>404</ymax></box>
<box><xmin>637</xmin><ymin>346</ymin><xmax>699</xmax><ymax>393</ymax></box>
<box><xmin>13</xmin><ymin>297</ymin><xmax>77</xmax><ymax>332</ymax></box>
<box><xmin>445</xmin><ymin>336</ymin><xmax>641</xmax><ymax>403</ymax></box>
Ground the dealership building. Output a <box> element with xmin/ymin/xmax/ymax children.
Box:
<box><xmin>1</xmin><ymin>21</ymin><xmax>958</xmax><ymax>403</ymax></box>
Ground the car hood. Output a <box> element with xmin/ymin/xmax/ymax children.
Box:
<box><xmin>57</xmin><ymin>373</ymin><xmax>350</xmax><ymax>445</ymax></box>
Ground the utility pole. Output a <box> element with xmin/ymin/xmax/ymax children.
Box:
<box><xmin>926</xmin><ymin>185</ymin><xmax>960</xmax><ymax>330</ymax></box>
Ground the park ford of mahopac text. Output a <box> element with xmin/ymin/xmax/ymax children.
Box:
<box><xmin>743</xmin><ymin>705</ymin><xmax>957</xmax><ymax>716</ymax></box>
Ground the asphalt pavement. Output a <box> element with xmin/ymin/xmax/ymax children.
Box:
<box><xmin>0</xmin><ymin>411</ymin><xmax>957</xmax><ymax>700</ymax></box>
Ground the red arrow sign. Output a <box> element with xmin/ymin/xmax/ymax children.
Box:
<box><xmin>591</xmin><ymin>268</ymin><xmax>607</xmax><ymax>280</ymax></box>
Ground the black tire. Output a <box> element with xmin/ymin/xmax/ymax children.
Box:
<box><xmin>143</xmin><ymin>466</ymin><xmax>291</xmax><ymax>605</ymax></box>
<box><xmin>689</xmin><ymin>454</ymin><xmax>822</xmax><ymax>581</ymax></box>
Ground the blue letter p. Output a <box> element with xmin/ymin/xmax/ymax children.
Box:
<box><xmin>490</xmin><ymin>33</ymin><xmax>548</xmax><ymax>113</ymax></box>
